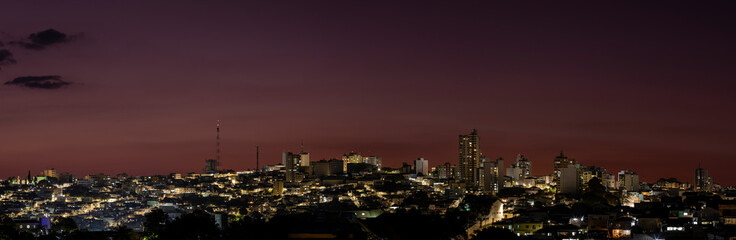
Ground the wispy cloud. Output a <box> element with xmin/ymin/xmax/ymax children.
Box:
<box><xmin>10</xmin><ymin>29</ymin><xmax>76</xmax><ymax>50</ymax></box>
<box><xmin>4</xmin><ymin>75</ymin><xmax>71</xmax><ymax>89</ymax></box>
<box><xmin>0</xmin><ymin>49</ymin><xmax>17</xmax><ymax>69</ymax></box>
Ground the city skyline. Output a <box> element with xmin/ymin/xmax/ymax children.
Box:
<box><xmin>3</xmin><ymin>124</ymin><xmax>722</xmax><ymax>188</ymax></box>
<box><xmin>2</xmin><ymin>1</ymin><xmax>736</xmax><ymax>186</ymax></box>
<box><xmin>2</xmin><ymin>2</ymin><xmax>736</xmax><ymax>239</ymax></box>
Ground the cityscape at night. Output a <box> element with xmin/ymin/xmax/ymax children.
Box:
<box><xmin>2</xmin><ymin>1</ymin><xmax>736</xmax><ymax>240</ymax></box>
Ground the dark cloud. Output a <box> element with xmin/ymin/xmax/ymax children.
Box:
<box><xmin>0</xmin><ymin>49</ymin><xmax>17</xmax><ymax>69</ymax></box>
<box><xmin>4</xmin><ymin>75</ymin><xmax>70</xmax><ymax>89</ymax></box>
<box><xmin>11</xmin><ymin>29</ymin><xmax>72</xmax><ymax>50</ymax></box>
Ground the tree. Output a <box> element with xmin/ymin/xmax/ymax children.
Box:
<box><xmin>497</xmin><ymin>187</ymin><xmax>526</xmax><ymax>198</ymax></box>
<box><xmin>581</xmin><ymin>177</ymin><xmax>620</xmax><ymax>206</ymax></box>
<box><xmin>587</xmin><ymin>177</ymin><xmax>606</xmax><ymax>193</ymax></box>
<box><xmin>113</xmin><ymin>225</ymin><xmax>140</xmax><ymax>240</ymax></box>
<box><xmin>0</xmin><ymin>215</ymin><xmax>12</xmax><ymax>225</ymax></box>
<box><xmin>224</xmin><ymin>216</ymin><xmax>273</xmax><ymax>240</ymax></box>
<box><xmin>471</xmin><ymin>227</ymin><xmax>518</xmax><ymax>240</ymax></box>
<box><xmin>0</xmin><ymin>225</ymin><xmax>19</xmax><ymax>240</ymax></box>
<box><xmin>144</xmin><ymin>209</ymin><xmax>169</xmax><ymax>238</ymax></box>
<box><xmin>160</xmin><ymin>210</ymin><xmax>220</xmax><ymax>240</ymax></box>
<box><xmin>51</xmin><ymin>217</ymin><xmax>78</xmax><ymax>235</ymax></box>
<box><xmin>461</xmin><ymin>194</ymin><xmax>498</xmax><ymax>224</ymax></box>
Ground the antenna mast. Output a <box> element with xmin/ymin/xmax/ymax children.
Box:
<box><xmin>256</xmin><ymin>146</ymin><xmax>260</xmax><ymax>172</ymax></box>
<box><xmin>216</xmin><ymin>120</ymin><xmax>221</xmax><ymax>163</ymax></box>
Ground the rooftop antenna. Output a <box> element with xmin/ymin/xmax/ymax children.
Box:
<box><xmin>256</xmin><ymin>146</ymin><xmax>260</xmax><ymax>172</ymax></box>
<box><xmin>300</xmin><ymin>140</ymin><xmax>304</xmax><ymax>153</ymax></box>
<box><xmin>217</xmin><ymin>120</ymin><xmax>221</xmax><ymax>162</ymax></box>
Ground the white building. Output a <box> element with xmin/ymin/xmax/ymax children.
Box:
<box><xmin>506</xmin><ymin>154</ymin><xmax>532</xmax><ymax>181</ymax></box>
<box><xmin>414</xmin><ymin>158</ymin><xmax>429</xmax><ymax>176</ymax></box>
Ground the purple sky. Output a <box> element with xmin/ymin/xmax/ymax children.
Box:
<box><xmin>1</xmin><ymin>1</ymin><xmax>735</xmax><ymax>185</ymax></box>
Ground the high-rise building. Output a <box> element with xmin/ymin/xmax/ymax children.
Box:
<box><xmin>695</xmin><ymin>165</ymin><xmax>712</xmax><ymax>192</ymax></box>
<box><xmin>481</xmin><ymin>157</ymin><xmax>504</xmax><ymax>193</ymax></box>
<box><xmin>328</xmin><ymin>159</ymin><xmax>344</xmax><ymax>176</ymax></box>
<box><xmin>459</xmin><ymin>129</ymin><xmax>480</xmax><ymax>186</ymax></box>
<box><xmin>342</xmin><ymin>152</ymin><xmax>362</xmax><ymax>172</ymax></box>
<box><xmin>400</xmin><ymin>162</ymin><xmax>413</xmax><ymax>174</ymax></box>
<box><xmin>553</xmin><ymin>151</ymin><xmax>575</xmax><ymax>185</ymax></box>
<box><xmin>298</xmin><ymin>143</ymin><xmax>310</xmax><ymax>167</ymax></box>
<box><xmin>507</xmin><ymin>154</ymin><xmax>532</xmax><ymax>181</ymax></box>
<box><xmin>506</xmin><ymin>167</ymin><xmax>522</xmax><ymax>182</ymax></box>
<box><xmin>363</xmin><ymin>156</ymin><xmax>382</xmax><ymax>168</ymax></box>
<box><xmin>57</xmin><ymin>172</ymin><xmax>74</xmax><ymax>183</ymax></box>
<box><xmin>204</xmin><ymin>159</ymin><xmax>218</xmax><ymax>174</ymax></box>
<box><xmin>312</xmin><ymin>160</ymin><xmax>330</xmax><ymax>177</ymax></box>
<box><xmin>437</xmin><ymin>163</ymin><xmax>455</xmax><ymax>180</ymax></box>
<box><xmin>559</xmin><ymin>164</ymin><xmax>580</xmax><ymax>194</ymax></box>
<box><xmin>580</xmin><ymin>166</ymin><xmax>608</xmax><ymax>190</ymax></box>
<box><xmin>618</xmin><ymin>170</ymin><xmax>640</xmax><ymax>192</ymax></box>
<box><xmin>41</xmin><ymin>169</ymin><xmax>57</xmax><ymax>178</ymax></box>
<box><xmin>283</xmin><ymin>152</ymin><xmax>300</xmax><ymax>183</ymax></box>
<box><xmin>414</xmin><ymin>158</ymin><xmax>429</xmax><ymax>176</ymax></box>
<box><xmin>272</xmin><ymin>181</ymin><xmax>284</xmax><ymax>196</ymax></box>
<box><xmin>603</xmin><ymin>173</ymin><xmax>617</xmax><ymax>189</ymax></box>
<box><xmin>299</xmin><ymin>152</ymin><xmax>310</xmax><ymax>167</ymax></box>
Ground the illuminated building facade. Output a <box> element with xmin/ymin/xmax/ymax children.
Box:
<box><xmin>458</xmin><ymin>129</ymin><xmax>480</xmax><ymax>186</ymax></box>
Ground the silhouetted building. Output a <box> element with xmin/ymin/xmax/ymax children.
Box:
<box><xmin>312</xmin><ymin>160</ymin><xmax>330</xmax><ymax>177</ymax></box>
<box><xmin>328</xmin><ymin>159</ymin><xmax>344</xmax><ymax>176</ymax></box>
<box><xmin>400</xmin><ymin>162</ymin><xmax>413</xmax><ymax>174</ymax></box>
<box><xmin>204</xmin><ymin>159</ymin><xmax>218</xmax><ymax>174</ymax></box>
<box><xmin>695</xmin><ymin>165</ymin><xmax>712</xmax><ymax>192</ymax></box>
<box><xmin>559</xmin><ymin>164</ymin><xmax>580</xmax><ymax>194</ymax></box>
<box><xmin>57</xmin><ymin>172</ymin><xmax>74</xmax><ymax>183</ymax></box>
<box><xmin>347</xmin><ymin>163</ymin><xmax>376</xmax><ymax>174</ymax></box>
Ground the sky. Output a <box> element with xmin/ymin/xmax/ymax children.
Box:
<box><xmin>1</xmin><ymin>1</ymin><xmax>735</xmax><ymax>185</ymax></box>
